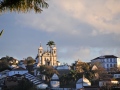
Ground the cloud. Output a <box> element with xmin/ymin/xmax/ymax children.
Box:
<box><xmin>1</xmin><ymin>0</ymin><xmax>120</xmax><ymax>64</ymax></box>
<box><xmin>55</xmin><ymin>0</ymin><xmax>120</xmax><ymax>35</ymax></box>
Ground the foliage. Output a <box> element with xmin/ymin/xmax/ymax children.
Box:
<box><xmin>73</xmin><ymin>61</ymin><xmax>100</xmax><ymax>82</ymax></box>
<box><xmin>37</xmin><ymin>65</ymin><xmax>59</xmax><ymax>82</ymax></box>
<box><xmin>0</xmin><ymin>55</ymin><xmax>17</xmax><ymax>71</ymax></box>
<box><xmin>46</xmin><ymin>40</ymin><xmax>55</xmax><ymax>47</ymax></box>
<box><xmin>0</xmin><ymin>29</ymin><xmax>4</xmax><ymax>36</ymax></box>
<box><xmin>0</xmin><ymin>0</ymin><xmax>48</xmax><ymax>13</ymax></box>
<box><xmin>60</xmin><ymin>70</ymin><xmax>82</xmax><ymax>88</ymax></box>
<box><xmin>26</xmin><ymin>56</ymin><xmax>35</xmax><ymax>65</ymax></box>
<box><xmin>0</xmin><ymin>60</ymin><xmax>11</xmax><ymax>71</ymax></box>
<box><xmin>12</xmin><ymin>79</ymin><xmax>36</xmax><ymax>90</ymax></box>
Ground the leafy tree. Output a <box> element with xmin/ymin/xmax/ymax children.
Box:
<box><xmin>12</xmin><ymin>79</ymin><xmax>36</xmax><ymax>90</ymax></box>
<box><xmin>73</xmin><ymin>61</ymin><xmax>98</xmax><ymax>82</ymax></box>
<box><xmin>26</xmin><ymin>56</ymin><xmax>35</xmax><ymax>65</ymax></box>
<box><xmin>0</xmin><ymin>60</ymin><xmax>11</xmax><ymax>71</ymax></box>
<box><xmin>37</xmin><ymin>65</ymin><xmax>59</xmax><ymax>82</ymax></box>
<box><xmin>0</xmin><ymin>0</ymin><xmax>48</xmax><ymax>13</ymax></box>
<box><xmin>46</xmin><ymin>40</ymin><xmax>55</xmax><ymax>52</ymax></box>
<box><xmin>46</xmin><ymin>40</ymin><xmax>55</xmax><ymax>65</ymax></box>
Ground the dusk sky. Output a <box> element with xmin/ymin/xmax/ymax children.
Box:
<box><xmin>0</xmin><ymin>0</ymin><xmax>120</xmax><ymax>65</ymax></box>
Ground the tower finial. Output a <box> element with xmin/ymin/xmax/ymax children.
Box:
<box><xmin>47</xmin><ymin>47</ymin><xmax>48</xmax><ymax>52</ymax></box>
<box><xmin>40</xmin><ymin>42</ymin><xmax>41</xmax><ymax>47</ymax></box>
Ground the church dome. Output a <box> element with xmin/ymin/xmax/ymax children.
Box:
<box><xmin>38</xmin><ymin>46</ymin><xmax>43</xmax><ymax>49</ymax></box>
<box><xmin>53</xmin><ymin>45</ymin><xmax>56</xmax><ymax>49</ymax></box>
<box><xmin>38</xmin><ymin>43</ymin><xmax>43</xmax><ymax>49</ymax></box>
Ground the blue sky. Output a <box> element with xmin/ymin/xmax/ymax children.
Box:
<box><xmin>0</xmin><ymin>0</ymin><xmax>120</xmax><ymax>65</ymax></box>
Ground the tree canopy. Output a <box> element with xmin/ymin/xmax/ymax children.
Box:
<box><xmin>0</xmin><ymin>0</ymin><xmax>48</xmax><ymax>13</ymax></box>
<box><xmin>0</xmin><ymin>29</ymin><xmax>4</xmax><ymax>36</ymax></box>
<box><xmin>46</xmin><ymin>40</ymin><xmax>55</xmax><ymax>48</ymax></box>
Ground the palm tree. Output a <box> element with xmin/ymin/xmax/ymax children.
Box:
<box><xmin>0</xmin><ymin>0</ymin><xmax>48</xmax><ymax>13</ymax></box>
<box><xmin>46</xmin><ymin>40</ymin><xmax>55</xmax><ymax>65</ymax></box>
<box><xmin>0</xmin><ymin>30</ymin><xmax>4</xmax><ymax>37</ymax></box>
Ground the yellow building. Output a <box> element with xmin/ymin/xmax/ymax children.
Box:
<box><xmin>36</xmin><ymin>44</ymin><xmax>59</xmax><ymax>66</ymax></box>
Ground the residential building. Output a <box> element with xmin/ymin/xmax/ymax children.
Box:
<box><xmin>91</xmin><ymin>55</ymin><xmax>120</xmax><ymax>72</ymax></box>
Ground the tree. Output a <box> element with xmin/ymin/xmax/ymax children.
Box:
<box><xmin>37</xmin><ymin>65</ymin><xmax>59</xmax><ymax>82</ymax></box>
<box><xmin>0</xmin><ymin>29</ymin><xmax>4</xmax><ymax>36</ymax></box>
<box><xmin>0</xmin><ymin>0</ymin><xmax>48</xmax><ymax>13</ymax></box>
<box><xmin>12</xmin><ymin>79</ymin><xmax>36</xmax><ymax>90</ymax></box>
<box><xmin>46</xmin><ymin>40</ymin><xmax>55</xmax><ymax>65</ymax></box>
<box><xmin>46</xmin><ymin>40</ymin><xmax>55</xmax><ymax>50</ymax></box>
<box><xmin>26</xmin><ymin>56</ymin><xmax>35</xmax><ymax>65</ymax></box>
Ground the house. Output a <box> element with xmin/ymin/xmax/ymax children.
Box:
<box><xmin>91</xmin><ymin>55</ymin><xmax>120</xmax><ymax>72</ymax></box>
<box><xmin>99</xmin><ymin>79</ymin><xmax>119</xmax><ymax>87</ymax></box>
<box><xmin>8</xmin><ymin>67</ymin><xmax>28</xmax><ymax>76</ymax></box>
<box><xmin>76</xmin><ymin>76</ymin><xmax>91</xmax><ymax>90</ymax></box>
<box><xmin>50</xmin><ymin>74</ymin><xmax>60</xmax><ymax>88</ymax></box>
<box><xmin>56</xmin><ymin>65</ymin><xmax>71</xmax><ymax>70</ymax></box>
<box><xmin>113</xmin><ymin>72</ymin><xmax>120</xmax><ymax>78</ymax></box>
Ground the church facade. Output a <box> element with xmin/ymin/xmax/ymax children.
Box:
<box><xmin>36</xmin><ymin>44</ymin><xmax>59</xmax><ymax>66</ymax></box>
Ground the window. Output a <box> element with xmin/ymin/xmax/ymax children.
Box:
<box><xmin>110</xmin><ymin>64</ymin><xmax>112</xmax><ymax>67</ymax></box>
<box><xmin>107</xmin><ymin>64</ymin><xmax>109</xmax><ymax>67</ymax></box>
<box><xmin>110</xmin><ymin>58</ymin><xmax>112</xmax><ymax>62</ymax></box>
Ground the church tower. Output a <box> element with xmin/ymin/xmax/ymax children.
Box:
<box><xmin>36</xmin><ymin>42</ymin><xmax>59</xmax><ymax>66</ymax></box>
<box><xmin>38</xmin><ymin>44</ymin><xmax>43</xmax><ymax>65</ymax></box>
<box><xmin>52</xmin><ymin>45</ymin><xmax>57</xmax><ymax>65</ymax></box>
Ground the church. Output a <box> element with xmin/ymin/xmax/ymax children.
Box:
<box><xmin>35</xmin><ymin>43</ymin><xmax>60</xmax><ymax>67</ymax></box>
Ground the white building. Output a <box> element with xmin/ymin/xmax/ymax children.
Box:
<box><xmin>56</xmin><ymin>65</ymin><xmax>71</xmax><ymax>70</ymax></box>
<box><xmin>50</xmin><ymin>74</ymin><xmax>60</xmax><ymax>88</ymax></box>
<box><xmin>113</xmin><ymin>72</ymin><xmax>120</xmax><ymax>78</ymax></box>
<box><xmin>8</xmin><ymin>67</ymin><xmax>28</xmax><ymax>76</ymax></box>
<box><xmin>36</xmin><ymin>44</ymin><xmax>59</xmax><ymax>66</ymax></box>
<box><xmin>76</xmin><ymin>76</ymin><xmax>91</xmax><ymax>90</ymax></box>
<box><xmin>91</xmin><ymin>55</ymin><xmax>120</xmax><ymax>71</ymax></box>
<box><xmin>99</xmin><ymin>79</ymin><xmax>119</xmax><ymax>87</ymax></box>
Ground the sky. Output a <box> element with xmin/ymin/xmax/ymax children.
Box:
<box><xmin>0</xmin><ymin>0</ymin><xmax>120</xmax><ymax>65</ymax></box>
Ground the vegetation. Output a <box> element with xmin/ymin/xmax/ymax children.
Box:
<box><xmin>26</xmin><ymin>56</ymin><xmax>35</xmax><ymax>65</ymax></box>
<box><xmin>37</xmin><ymin>65</ymin><xmax>59</xmax><ymax>82</ymax></box>
<box><xmin>9</xmin><ymin>79</ymin><xmax>36</xmax><ymax>90</ymax></box>
<box><xmin>0</xmin><ymin>0</ymin><xmax>48</xmax><ymax>13</ymax></box>
<box><xmin>0</xmin><ymin>55</ymin><xmax>17</xmax><ymax>71</ymax></box>
<box><xmin>46</xmin><ymin>40</ymin><xmax>55</xmax><ymax>65</ymax></box>
<box><xmin>46</xmin><ymin>40</ymin><xmax>55</xmax><ymax>52</ymax></box>
<box><xmin>0</xmin><ymin>29</ymin><xmax>4</xmax><ymax>36</ymax></box>
<box><xmin>60</xmin><ymin>70</ymin><xmax>82</xmax><ymax>88</ymax></box>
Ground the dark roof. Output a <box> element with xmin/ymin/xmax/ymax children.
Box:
<box><xmin>92</xmin><ymin>55</ymin><xmax>118</xmax><ymax>61</ymax></box>
<box><xmin>57</xmin><ymin>69</ymin><xmax>70</xmax><ymax>77</ymax></box>
<box><xmin>13</xmin><ymin>67</ymin><xmax>27</xmax><ymax>71</ymax></box>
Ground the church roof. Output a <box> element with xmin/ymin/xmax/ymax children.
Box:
<box><xmin>38</xmin><ymin>46</ymin><xmax>43</xmax><ymax>49</ymax></box>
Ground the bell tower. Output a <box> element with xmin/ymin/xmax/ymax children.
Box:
<box><xmin>38</xmin><ymin>43</ymin><xmax>43</xmax><ymax>65</ymax></box>
<box><xmin>52</xmin><ymin>45</ymin><xmax>57</xmax><ymax>65</ymax></box>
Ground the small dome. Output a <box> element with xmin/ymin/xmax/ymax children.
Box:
<box><xmin>38</xmin><ymin>43</ymin><xmax>43</xmax><ymax>49</ymax></box>
<box><xmin>38</xmin><ymin>46</ymin><xmax>43</xmax><ymax>50</ymax></box>
<box><xmin>53</xmin><ymin>45</ymin><xmax>56</xmax><ymax>49</ymax></box>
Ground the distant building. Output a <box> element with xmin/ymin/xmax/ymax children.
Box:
<box><xmin>91</xmin><ymin>55</ymin><xmax>120</xmax><ymax>72</ymax></box>
<box><xmin>56</xmin><ymin>65</ymin><xmax>71</xmax><ymax>70</ymax></box>
<box><xmin>76</xmin><ymin>76</ymin><xmax>91</xmax><ymax>90</ymax></box>
<box><xmin>36</xmin><ymin>44</ymin><xmax>59</xmax><ymax>66</ymax></box>
<box><xmin>50</xmin><ymin>74</ymin><xmax>60</xmax><ymax>88</ymax></box>
<box><xmin>8</xmin><ymin>67</ymin><xmax>28</xmax><ymax>76</ymax></box>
